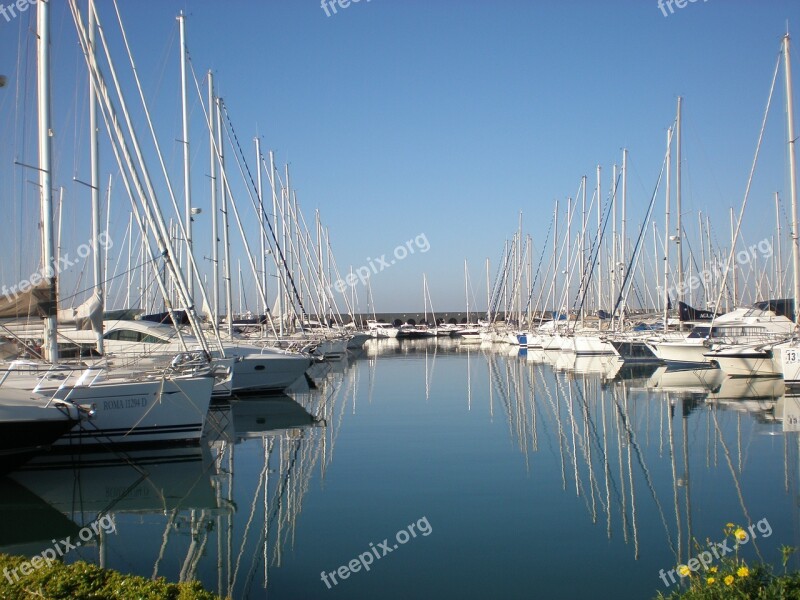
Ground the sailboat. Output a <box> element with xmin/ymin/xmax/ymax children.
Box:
<box><xmin>0</xmin><ymin>0</ymin><xmax>217</xmax><ymax>448</ymax></box>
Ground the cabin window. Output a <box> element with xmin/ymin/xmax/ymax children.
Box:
<box><xmin>104</xmin><ymin>330</ymin><xmax>142</xmax><ymax>342</ymax></box>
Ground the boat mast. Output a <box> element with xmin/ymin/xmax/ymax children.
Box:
<box><xmin>216</xmin><ymin>97</ymin><xmax>234</xmax><ymax>336</ymax></box>
<box><xmin>620</xmin><ymin>149</ymin><xmax>627</xmax><ymax>330</ymax></box>
<box><xmin>676</xmin><ymin>97</ymin><xmax>684</xmax><ymax>319</ymax></box>
<box><xmin>776</xmin><ymin>192</ymin><xmax>783</xmax><ymax>299</ymax></box>
<box><xmin>611</xmin><ymin>163</ymin><xmax>617</xmax><ymax>323</ymax></box>
<box><xmin>208</xmin><ymin>71</ymin><xmax>219</xmax><ymax>327</ymax></box>
<box><xmin>664</xmin><ymin>126</ymin><xmax>673</xmax><ymax>332</ymax></box>
<box><xmin>784</xmin><ymin>33</ymin><xmax>800</xmax><ymax>326</ymax></box>
<box><xmin>581</xmin><ymin>175</ymin><xmax>587</xmax><ymax>329</ymax></box>
<box><xmin>730</xmin><ymin>208</ymin><xmax>738</xmax><ymax>304</ymax></box>
<box><xmin>464</xmin><ymin>259</ymin><xmax>469</xmax><ymax>324</ymax></box>
<box><xmin>255</xmin><ymin>136</ymin><xmax>267</xmax><ymax>321</ymax></box>
<box><xmin>485</xmin><ymin>257</ymin><xmax>491</xmax><ymax>323</ymax></box>
<box><xmin>37</xmin><ymin>0</ymin><xmax>58</xmax><ymax>362</ymax></box>
<box><xmin>89</xmin><ymin>0</ymin><xmax>104</xmax><ymax>354</ymax></box>
<box><xmin>596</xmin><ymin>165</ymin><xmax>602</xmax><ymax>314</ymax></box>
<box><xmin>269</xmin><ymin>150</ymin><xmax>283</xmax><ymax>336</ymax></box>
<box><xmin>178</xmin><ymin>12</ymin><xmax>194</xmax><ymax>303</ymax></box>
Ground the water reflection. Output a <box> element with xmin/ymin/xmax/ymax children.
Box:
<box><xmin>0</xmin><ymin>340</ymin><xmax>797</xmax><ymax>599</ymax></box>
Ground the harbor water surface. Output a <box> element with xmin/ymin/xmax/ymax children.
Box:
<box><xmin>2</xmin><ymin>337</ymin><xmax>799</xmax><ymax>599</ymax></box>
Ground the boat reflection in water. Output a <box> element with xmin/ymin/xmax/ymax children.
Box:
<box><xmin>0</xmin><ymin>371</ymin><xmax>346</xmax><ymax>600</ymax></box>
<box><xmin>1</xmin><ymin>339</ymin><xmax>798</xmax><ymax>599</ymax></box>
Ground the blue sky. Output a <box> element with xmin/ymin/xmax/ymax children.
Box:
<box><xmin>1</xmin><ymin>0</ymin><xmax>799</xmax><ymax>313</ymax></box>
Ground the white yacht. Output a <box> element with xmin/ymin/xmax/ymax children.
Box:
<box><xmin>74</xmin><ymin>320</ymin><xmax>311</xmax><ymax>394</ymax></box>
<box><xmin>648</xmin><ymin>302</ymin><xmax>795</xmax><ymax>368</ymax></box>
<box><xmin>366</xmin><ymin>320</ymin><xmax>399</xmax><ymax>338</ymax></box>
<box><xmin>0</xmin><ymin>357</ymin><xmax>216</xmax><ymax>447</ymax></box>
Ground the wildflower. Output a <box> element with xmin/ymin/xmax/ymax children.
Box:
<box><xmin>724</xmin><ymin>575</ymin><xmax>735</xmax><ymax>586</ymax></box>
<box><xmin>709</xmin><ymin>566</ymin><xmax>718</xmax><ymax>573</ymax></box>
<box><xmin>677</xmin><ymin>565</ymin><xmax>691</xmax><ymax>577</ymax></box>
<box><xmin>737</xmin><ymin>566</ymin><xmax>749</xmax><ymax>578</ymax></box>
<box><xmin>734</xmin><ymin>529</ymin><xmax>748</xmax><ymax>542</ymax></box>
<box><xmin>726</xmin><ymin>522</ymin><xmax>735</xmax><ymax>528</ymax></box>
<box><xmin>706</xmin><ymin>577</ymin><xmax>716</xmax><ymax>584</ymax></box>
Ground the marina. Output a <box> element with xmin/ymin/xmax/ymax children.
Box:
<box><xmin>2</xmin><ymin>1</ymin><xmax>800</xmax><ymax>598</ymax></box>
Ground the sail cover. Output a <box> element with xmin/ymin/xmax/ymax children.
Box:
<box><xmin>0</xmin><ymin>282</ymin><xmax>55</xmax><ymax>319</ymax></box>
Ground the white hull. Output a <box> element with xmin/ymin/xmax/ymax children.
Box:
<box><xmin>572</xmin><ymin>335</ymin><xmax>616</xmax><ymax>355</ymax></box>
<box><xmin>231</xmin><ymin>354</ymin><xmax>311</xmax><ymax>393</ymax></box>
<box><xmin>51</xmin><ymin>375</ymin><xmax>214</xmax><ymax>447</ymax></box>
<box><xmin>707</xmin><ymin>348</ymin><xmax>782</xmax><ymax>377</ymax></box>
<box><xmin>649</xmin><ymin>339</ymin><xmax>710</xmax><ymax>366</ymax></box>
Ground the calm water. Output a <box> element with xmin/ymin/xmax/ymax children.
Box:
<box><xmin>2</xmin><ymin>338</ymin><xmax>800</xmax><ymax>599</ymax></box>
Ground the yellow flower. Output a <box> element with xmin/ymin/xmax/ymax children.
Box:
<box><xmin>677</xmin><ymin>564</ymin><xmax>691</xmax><ymax>577</ymax></box>
<box><xmin>709</xmin><ymin>566</ymin><xmax>718</xmax><ymax>573</ymax></box>
<box><xmin>706</xmin><ymin>577</ymin><xmax>716</xmax><ymax>585</ymax></box>
<box><xmin>737</xmin><ymin>566</ymin><xmax>750</xmax><ymax>578</ymax></box>
<box><xmin>724</xmin><ymin>575</ymin><xmax>735</xmax><ymax>586</ymax></box>
<box><xmin>726</xmin><ymin>522</ymin><xmax>735</xmax><ymax>528</ymax></box>
<box><xmin>734</xmin><ymin>528</ymin><xmax>748</xmax><ymax>542</ymax></box>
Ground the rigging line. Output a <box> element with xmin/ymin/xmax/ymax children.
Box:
<box><xmin>710</xmin><ymin>45</ymin><xmax>781</xmax><ymax>324</ymax></box>
<box><xmin>217</xmin><ymin>97</ymin><xmax>308</xmax><ymax>322</ymax></box>
<box><xmin>489</xmin><ymin>242</ymin><xmax>513</xmax><ymax>320</ymax></box>
<box><xmin>523</xmin><ymin>211</ymin><xmax>554</xmax><ymax>316</ymax></box>
<box><xmin>487</xmin><ymin>244</ymin><xmax>509</xmax><ymax>321</ymax></box>
<box><xmin>611</xmin><ymin>149</ymin><xmax>667</xmax><ymax>320</ymax></box>
<box><xmin>57</xmin><ymin>254</ymin><xmax>161</xmax><ymax>305</ymax></box>
<box><xmin>95</xmin><ymin>0</ymin><xmax>219</xmax><ymax>354</ymax></box>
<box><xmin>571</xmin><ymin>172</ymin><xmax>622</xmax><ymax>324</ymax></box>
<box><xmin>218</xmin><ymin>102</ymin><xmax>307</xmax><ymax>325</ymax></box>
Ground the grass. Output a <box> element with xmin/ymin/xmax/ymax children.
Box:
<box><xmin>0</xmin><ymin>553</ymin><xmax>227</xmax><ymax>600</ymax></box>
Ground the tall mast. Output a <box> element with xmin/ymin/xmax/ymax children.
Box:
<box><xmin>620</xmin><ymin>150</ymin><xmax>628</xmax><ymax>330</ymax></box>
<box><xmin>255</xmin><ymin>136</ymin><xmax>267</xmax><ymax>319</ymax></box>
<box><xmin>553</xmin><ymin>201</ymin><xmax>558</xmax><ymax>317</ymax></box>
<box><xmin>784</xmin><ymin>34</ymin><xmax>800</xmax><ymax>326</ymax></box>
<box><xmin>217</xmin><ymin>97</ymin><xmax>233</xmax><ymax>336</ymax></box>
<box><xmin>464</xmin><ymin>259</ymin><xmax>469</xmax><ymax>323</ymax></box>
<box><xmin>37</xmin><ymin>0</ymin><xmax>58</xmax><ymax>362</ymax></box>
<box><xmin>581</xmin><ymin>175</ymin><xmax>587</xmax><ymax>328</ymax></box>
<box><xmin>676</xmin><ymin>97</ymin><xmax>684</xmax><ymax>311</ymax></box>
<box><xmin>730</xmin><ymin>208</ymin><xmax>738</xmax><ymax>304</ymax></box>
<box><xmin>611</xmin><ymin>163</ymin><xmax>617</xmax><ymax>317</ymax></box>
<box><xmin>89</xmin><ymin>0</ymin><xmax>103</xmax><ymax>354</ymax></box>
<box><xmin>596</xmin><ymin>165</ymin><xmax>602</xmax><ymax>312</ymax></box>
<box><xmin>284</xmin><ymin>164</ymin><xmax>291</xmax><ymax>329</ymax></box>
<box><xmin>485</xmin><ymin>257</ymin><xmax>491</xmax><ymax>323</ymax></box>
<box><xmin>664</xmin><ymin>126</ymin><xmax>673</xmax><ymax>332</ymax></box>
<box><xmin>776</xmin><ymin>192</ymin><xmax>784</xmax><ymax>299</ymax></box>
<box><xmin>178</xmin><ymin>12</ymin><xmax>194</xmax><ymax>302</ymax></box>
<box><xmin>208</xmin><ymin>71</ymin><xmax>219</xmax><ymax>326</ymax></box>
<box><xmin>269</xmin><ymin>150</ymin><xmax>283</xmax><ymax>336</ymax></box>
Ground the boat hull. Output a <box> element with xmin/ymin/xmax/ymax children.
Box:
<box><xmin>52</xmin><ymin>375</ymin><xmax>214</xmax><ymax>447</ymax></box>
